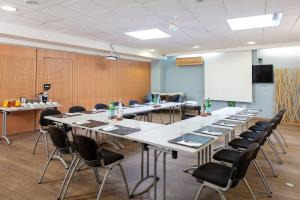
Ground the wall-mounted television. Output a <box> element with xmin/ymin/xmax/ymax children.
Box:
<box><xmin>252</xmin><ymin>64</ymin><xmax>274</xmax><ymax>83</ymax></box>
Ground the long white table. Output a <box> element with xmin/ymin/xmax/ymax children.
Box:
<box><xmin>45</xmin><ymin>106</ymin><xmax>259</xmax><ymax>200</ymax></box>
<box><xmin>123</xmin><ymin>102</ymin><xmax>184</xmax><ymax>123</ymax></box>
<box><xmin>0</xmin><ymin>104</ymin><xmax>60</xmax><ymax>145</ymax></box>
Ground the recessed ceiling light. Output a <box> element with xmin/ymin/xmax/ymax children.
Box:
<box><xmin>149</xmin><ymin>49</ymin><xmax>156</xmax><ymax>52</ymax></box>
<box><xmin>193</xmin><ymin>45</ymin><xmax>201</xmax><ymax>49</ymax></box>
<box><xmin>1</xmin><ymin>5</ymin><xmax>17</xmax><ymax>12</ymax></box>
<box><xmin>227</xmin><ymin>13</ymin><xmax>282</xmax><ymax>31</ymax></box>
<box><xmin>125</xmin><ymin>29</ymin><xmax>171</xmax><ymax>40</ymax></box>
<box><xmin>247</xmin><ymin>41</ymin><xmax>256</xmax><ymax>45</ymax></box>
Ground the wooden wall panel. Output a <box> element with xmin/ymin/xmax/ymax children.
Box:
<box><xmin>1</xmin><ymin>44</ymin><xmax>150</xmax><ymax>135</ymax></box>
<box><xmin>108</xmin><ymin>59</ymin><xmax>151</xmax><ymax>105</ymax></box>
<box><xmin>0</xmin><ymin>44</ymin><xmax>36</xmax><ymax>135</ymax></box>
<box><xmin>36</xmin><ymin>49</ymin><xmax>78</xmax><ymax>113</ymax></box>
<box><xmin>77</xmin><ymin>54</ymin><xmax>109</xmax><ymax>110</ymax></box>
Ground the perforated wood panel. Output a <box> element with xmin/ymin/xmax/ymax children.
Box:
<box><xmin>36</xmin><ymin>49</ymin><xmax>77</xmax><ymax>113</ymax></box>
<box><xmin>77</xmin><ymin>54</ymin><xmax>109</xmax><ymax>110</ymax></box>
<box><xmin>0</xmin><ymin>44</ymin><xmax>36</xmax><ymax>135</ymax></box>
<box><xmin>108</xmin><ymin>59</ymin><xmax>150</xmax><ymax>105</ymax></box>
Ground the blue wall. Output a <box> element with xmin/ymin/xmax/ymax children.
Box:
<box><xmin>151</xmin><ymin>48</ymin><xmax>300</xmax><ymax>118</ymax></box>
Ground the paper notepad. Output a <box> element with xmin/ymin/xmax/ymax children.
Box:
<box><xmin>201</xmin><ymin>130</ymin><xmax>223</xmax><ymax>136</ymax></box>
<box><xmin>75</xmin><ymin>121</ymin><xmax>90</xmax><ymax>125</ymax></box>
<box><xmin>169</xmin><ymin>133</ymin><xmax>214</xmax><ymax>149</ymax></box>
<box><xmin>220</xmin><ymin>122</ymin><xmax>236</xmax><ymax>127</ymax></box>
<box><xmin>102</xmin><ymin>126</ymin><xmax>119</xmax><ymax>131</ymax></box>
<box><xmin>177</xmin><ymin>140</ymin><xmax>202</xmax><ymax>147</ymax></box>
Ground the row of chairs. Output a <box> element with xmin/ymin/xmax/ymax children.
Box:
<box><xmin>191</xmin><ymin>109</ymin><xmax>287</xmax><ymax>200</ymax></box>
<box><xmin>38</xmin><ymin>126</ymin><xmax>129</xmax><ymax>200</ymax></box>
<box><xmin>32</xmin><ymin>100</ymin><xmax>146</xmax><ymax>157</ymax></box>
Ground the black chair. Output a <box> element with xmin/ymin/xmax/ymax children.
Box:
<box><xmin>192</xmin><ymin>143</ymin><xmax>259</xmax><ymax>200</ymax></box>
<box><xmin>69</xmin><ymin>106</ymin><xmax>86</xmax><ymax>113</ymax></box>
<box><xmin>129</xmin><ymin>99</ymin><xmax>139</xmax><ymax>106</ymax></box>
<box><xmin>255</xmin><ymin>112</ymin><xmax>287</xmax><ymax>153</ymax></box>
<box><xmin>59</xmin><ymin>134</ymin><xmax>129</xmax><ymax>200</ymax></box>
<box><xmin>33</xmin><ymin>109</ymin><xmax>61</xmax><ymax>158</ymax></box>
<box><xmin>213</xmin><ymin>131</ymin><xmax>272</xmax><ymax>197</ymax></box>
<box><xmin>94</xmin><ymin>103</ymin><xmax>108</xmax><ymax>110</ymax></box>
<box><xmin>229</xmin><ymin>124</ymin><xmax>279</xmax><ymax>177</ymax></box>
<box><xmin>248</xmin><ymin>119</ymin><xmax>284</xmax><ymax>163</ymax></box>
<box><xmin>38</xmin><ymin>126</ymin><xmax>74</xmax><ymax>184</ymax></box>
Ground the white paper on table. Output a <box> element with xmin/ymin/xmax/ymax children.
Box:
<box><xmin>177</xmin><ymin>140</ymin><xmax>202</xmax><ymax>147</ymax></box>
<box><xmin>220</xmin><ymin>122</ymin><xmax>236</xmax><ymax>127</ymax></box>
<box><xmin>65</xmin><ymin>112</ymin><xmax>79</xmax><ymax>116</ymax></box>
<box><xmin>76</xmin><ymin>121</ymin><xmax>89</xmax><ymax>125</ymax></box>
<box><xmin>102</xmin><ymin>126</ymin><xmax>119</xmax><ymax>131</ymax></box>
<box><xmin>201</xmin><ymin>130</ymin><xmax>223</xmax><ymax>136</ymax></box>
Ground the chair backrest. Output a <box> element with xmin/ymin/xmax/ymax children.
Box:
<box><xmin>112</xmin><ymin>102</ymin><xmax>125</xmax><ymax>107</ymax></box>
<box><xmin>72</xmin><ymin>134</ymin><xmax>102</xmax><ymax>163</ymax></box>
<box><xmin>231</xmin><ymin>143</ymin><xmax>259</xmax><ymax>187</ymax></box>
<box><xmin>48</xmin><ymin>126</ymin><xmax>71</xmax><ymax>153</ymax></box>
<box><xmin>129</xmin><ymin>100</ymin><xmax>139</xmax><ymax>106</ymax></box>
<box><xmin>40</xmin><ymin>109</ymin><xmax>61</xmax><ymax>127</ymax></box>
<box><xmin>69</xmin><ymin>106</ymin><xmax>86</xmax><ymax>113</ymax></box>
<box><xmin>95</xmin><ymin>103</ymin><xmax>108</xmax><ymax>110</ymax></box>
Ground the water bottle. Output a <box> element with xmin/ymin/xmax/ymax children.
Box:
<box><xmin>157</xmin><ymin>94</ymin><xmax>161</xmax><ymax>104</ymax></box>
<box><xmin>118</xmin><ymin>100</ymin><xmax>123</xmax><ymax>119</ymax></box>
<box><xmin>109</xmin><ymin>101</ymin><xmax>115</xmax><ymax>118</ymax></box>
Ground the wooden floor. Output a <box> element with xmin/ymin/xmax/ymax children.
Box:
<box><xmin>0</xmin><ymin>113</ymin><xmax>299</xmax><ymax>200</ymax></box>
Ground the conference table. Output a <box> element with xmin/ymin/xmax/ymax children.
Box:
<box><xmin>123</xmin><ymin>102</ymin><xmax>184</xmax><ymax>123</ymax></box>
<box><xmin>0</xmin><ymin>103</ymin><xmax>60</xmax><ymax>145</ymax></box>
<box><xmin>46</xmin><ymin>105</ymin><xmax>260</xmax><ymax>200</ymax></box>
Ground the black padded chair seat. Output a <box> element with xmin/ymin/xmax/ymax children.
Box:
<box><xmin>255</xmin><ymin>121</ymin><xmax>273</xmax><ymax>126</ymax></box>
<box><xmin>240</xmin><ymin>131</ymin><xmax>267</xmax><ymax>140</ymax></box>
<box><xmin>123</xmin><ymin>114</ymin><xmax>136</xmax><ymax>119</ymax></box>
<box><xmin>213</xmin><ymin>149</ymin><xmax>242</xmax><ymax>164</ymax></box>
<box><xmin>85</xmin><ymin>149</ymin><xmax>124</xmax><ymax>167</ymax></box>
<box><xmin>58</xmin><ymin>141</ymin><xmax>76</xmax><ymax>154</ymax></box>
<box><xmin>229</xmin><ymin>138</ymin><xmax>255</xmax><ymax>149</ymax></box>
<box><xmin>192</xmin><ymin>162</ymin><xmax>232</xmax><ymax>188</ymax></box>
<box><xmin>249</xmin><ymin>125</ymin><xmax>268</xmax><ymax>132</ymax></box>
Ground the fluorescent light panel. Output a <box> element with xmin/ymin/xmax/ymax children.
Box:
<box><xmin>125</xmin><ymin>29</ymin><xmax>171</xmax><ymax>40</ymax></box>
<box><xmin>1</xmin><ymin>5</ymin><xmax>17</xmax><ymax>12</ymax></box>
<box><xmin>227</xmin><ymin>13</ymin><xmax>282</xmax><ymax>31</ymax></box>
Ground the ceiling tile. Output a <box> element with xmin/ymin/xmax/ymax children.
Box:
<box><xmin>62</xmin><ymin>0</ymin><xmax>106</xmax><ymax>16</ymax></box>
<box><xmin>141</xmin><ymin>0</ymin><xmax>183</xmax><ymax>13</ymax></box>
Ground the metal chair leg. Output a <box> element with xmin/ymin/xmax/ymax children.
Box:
<box><xmin>243</xmin><ymin>178</ymin><xmax>256</xmax><ymax>200</ymax></box>
<box><xmin>272</xmin><ymin>131</ymin><xmax>287</xmax><ymax>154</ymax></box>
<box><xmin>96</xmin><ymin>169</ymin><xmax>110</xmax><ymax>200</ymax></box>
<box><xmin>60</xmin><ymin>158</ymin><xmax>81</xmax><ymax>200</ymax></box>
<box><xmin>44</xmin><ymin>132</ymin><xmax>50</xmax><ymax>158</ymax></box>
<box><xmin>211</xmin><ymin>190</ymin><xmax>217</xmax><ymax>200</ymax></box>
<box><xmin>93</xmin><ymin>168</ymin><xmax>101</xmax><ymax>184</ymax></box>
<box><xmin>38</xmin><ymin>148</ymin><xmax>57</xmax><ymax>184</ymax></box>
<box><xmin>260</xmin><ymin>147</ymin><xmax>278</xmax><ymax>177</ymax></box>
<box><xmin>217</xmin><ymin>189</ymin><xmax>226</xmax><ymax>200</ymax></box>
<box><xmin>33</xmin><ymin>132</ymin><xmax>42</xmax><ymax>155</ymax></box>
<box><xmin>194</xmin><ymin>185</ymin><xmax>204</xmax><ymax>200</ymax></box>
<box><xmin>276</xmin><ymin>129</ymin><xmax>288</xmax><ymax>146</ymax></box>
<box><xmin>253</xmin><ymin>160</ymin><xmax>272</xmax><ymax>196</ymax></box>
<box><xmin>267</xmin><ymin>138</ymin><xmax>283</xmax><ymax>164</ymax></box>
<box><xmin>57</xmin><ymin>156</ymin><xmax>77</xmax><ymax>199</ymax></box>
<box><xmin>119</xmin><ymin>164</ymin><xmax>130</xmax><ymax>198</ymax></box>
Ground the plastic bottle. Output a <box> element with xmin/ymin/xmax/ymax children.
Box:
<box><xmin>118</xmin><ymin>99</ymin><xmax>123</xmax><ymax>119</ymax></box>
<box><xmin>109</xmin><ymin>101</ymin><xmax>115</xmax><ymax>118</ymax></box>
